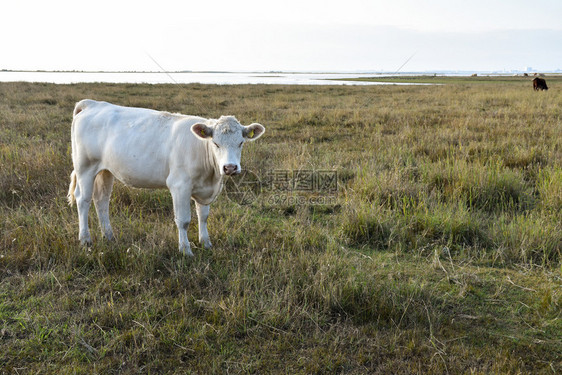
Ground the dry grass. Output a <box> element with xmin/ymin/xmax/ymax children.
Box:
<box><xmin>1</xmin><ymin>79</ymin><xmax>561</xmax><ymax>374</ymax></box>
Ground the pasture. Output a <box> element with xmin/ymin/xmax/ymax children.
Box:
<box><xmin>1</xmin><ymin>78</ymin><xmax>561</xmax><ymax>374</ymax></box>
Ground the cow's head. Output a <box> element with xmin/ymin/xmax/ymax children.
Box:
<box><xmin>191</xmin><ymin>116</ymin><xmax>265</xmax><ymax>176</ymax></box>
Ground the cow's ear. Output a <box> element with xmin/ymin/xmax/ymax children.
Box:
<box><xmin>243</xmin><ymin>123</ymin><xmax>265</xmax><ymax>141</ymax></box>
<box><xmin>191</xmin><ymin>123</ymin><xmax>213</xmax><ymax>139</ymax></box>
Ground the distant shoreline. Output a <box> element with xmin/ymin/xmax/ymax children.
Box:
<box><xmin>2</xmin><ymin>69</ymin><xmax>561</xmax><ymax>75</ymax></box>
<box><xmin>1</xmin><ymin>70</ymin><xmax>560</xmax><ymax>86</ymax></box>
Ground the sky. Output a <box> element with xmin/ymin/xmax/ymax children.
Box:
<box><xmin>2</xmin><ymin>0</ymin><xmax>562</xmax><ymax>72</ymax></box>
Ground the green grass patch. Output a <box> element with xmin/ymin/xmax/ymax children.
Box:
<box><xmin>1</xmin><ymin>82</ymin><xmax>561</xmax><ymax>373</ymax></box>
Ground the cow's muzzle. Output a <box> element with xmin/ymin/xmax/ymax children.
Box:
<box><xmin>223</xmin><ymin>164</ymin><xmax>239</xmax><ymax>176</ymax></box>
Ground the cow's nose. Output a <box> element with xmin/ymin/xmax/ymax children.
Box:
<box><xmin>223</xmin><ymin>164</ymin><xmax>238</xmax><ymax>175</ymax></box>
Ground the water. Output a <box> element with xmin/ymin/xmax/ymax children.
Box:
<box><xmin>0</xmin><ymin>71</ymin><xmax>430</xmax><ymax>85</ymax></box>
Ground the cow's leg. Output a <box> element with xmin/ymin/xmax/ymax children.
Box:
<box><xmin>74</xmin><ymin>168</ymin><xmax>97</xmax><ymax>246</ymax></box>
<box><xmin>93</xmin><ymin>170</ymin><xmax>115</xmax><ymax>240</ymax></box>
<box><xmin>195</xmin><ymin>201</ymin><xmax>212</xmax><ymax>249</ymax></box>
<box><xmin>169</xmin><ymin>184</ymin><xmax>193</xmax><ymax>256</ymax></box>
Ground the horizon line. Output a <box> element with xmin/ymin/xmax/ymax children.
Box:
<box><xmin>2</xmin><ymin>68</ymin><xmax>562</xmax><ymax>74</ymax></box>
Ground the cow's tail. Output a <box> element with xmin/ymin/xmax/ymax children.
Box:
<box><xmin>68</xmin><ymin>100</ymin><xmax>91</xmax><ymax>206</ymax></box>
<box><xmin>67</xmin><ymin>170</ymin><xmax>77</xmax><ymax>206</ymax></box>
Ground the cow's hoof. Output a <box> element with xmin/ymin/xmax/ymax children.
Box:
<box><xmin>80</xmin><ymin>239</ymin><xmax>92</xmax><ymax>247</ymax></box>
<box><xmin>179</xmin><ymin>246</ymin><xmax>194</xmax><ymax>257</ymax></box>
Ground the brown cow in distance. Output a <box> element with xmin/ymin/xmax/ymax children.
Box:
<box><xmin>533</xmin><ymin>77</ymin><xmax>548</xmax><ymax>91</ymax></box>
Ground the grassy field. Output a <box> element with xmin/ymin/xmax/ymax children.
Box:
<box><xmin>336</xmin><ymin>74</ymin><xmax>562</xmax><ymax>85</ymax></box>
<box><xmin>0</xmin><ymin>79</ymin><xmax>561</xmax><ymax>374</ymax></box>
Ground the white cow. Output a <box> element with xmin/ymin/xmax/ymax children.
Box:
<box><xmin>67</xmin><ymin>99</ymin><xmax>265</xmax><ymax>256</ymax></box>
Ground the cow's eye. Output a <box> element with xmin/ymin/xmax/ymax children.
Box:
<box><xmin>213</xmin><ymin>142</ymin><xmax>219</xmax><ymax>148</ymax></box>
<box><xmin>239</xmin><ymin>142</ymin><xmax>243</xmax><ymax>148</ymax></box>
